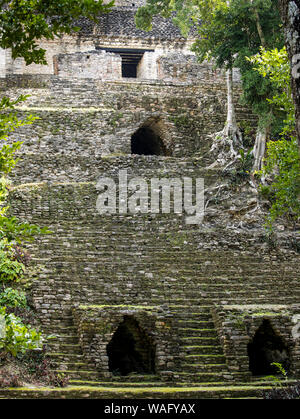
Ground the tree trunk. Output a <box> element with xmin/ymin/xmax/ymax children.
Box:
<box><xmin>252</xmin><ymin>124</ymin><xmax>268</xmax><ymax>171</ymax></box>
<box><xmin>278</xmin><ymin>0</ymin><xmax>300</xmax><ymax>150</ymax></box>
<box><xmin>252</xmin><ymin>109</ymin><xmax>273</xmax><ymax>172</ymax></box>
<box><xmin>223</xmin><ymin>68</ymin><xmax>242</xmax><ymax>147</ymax></box>
<box><xmin>253</xmin><ymin>6</ymin><xmax>267</xmax><ymax>47</ymax></box>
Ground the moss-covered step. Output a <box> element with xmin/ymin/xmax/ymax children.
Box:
<box><xmin>183</xmin><ymin>344</ymin><xmax>223</xmax><ymax>354</ymax></box>
<box><xmin>0</xmin><ymin>385</ymin><xmax>274</xmax><ymax>399</ymax></box>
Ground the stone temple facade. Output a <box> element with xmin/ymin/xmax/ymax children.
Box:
<box><xmin>0</xmin><ymin>1</ymin><xmax>299</xmax><ymax>398</ymax></box>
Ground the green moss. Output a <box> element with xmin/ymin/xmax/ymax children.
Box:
<box><xmin>3</xmin><ymin>385</ymin><xmax>273</xmax><ymax>393</ymax></box>
<box><xmin>109</xmin><ymin>112</ymin><xmax>124</xmax><ymax>127</ymax></box>
<box><xmin>252</xmin><ymin>312</ymin><xmax>288</xmax><ymax>317</ymax></box>
<box><xmin>169</xmin><ymin>114</ymin><xmax>190</xmax><ymax>129</ymax></box>
<box><xmin>78</xmin><ymin>304</ymin><xmax>156</xmax><ymax>310</ymax></box>
<box><xmin>184</xmin><ymin>347</ymin><xmax>218</xmax><ymax>351</ymax></box>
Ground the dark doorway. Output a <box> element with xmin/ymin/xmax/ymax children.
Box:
<box><xmin>122</xmin><ymin>63</ymin><xmax>137</xmax><ymax>78</ymax></box>
<box><xmin>247</xmin><ymin>320</ymin><xmax>290</xmax><ymax>376</ymax></box>
<box><xmin>107</xmin><ymin>316</ymin><xmax>155</xmax><ymax>376</ymax></box>
<box><xmin>96</xmin><ymin>47</ymin><xmax>154</xmax><ymax>79</ymax></box>
<box><xmin>131</xmin><ymin>126</ymin><xmax>166</xmax><ymax>156</ymax></box>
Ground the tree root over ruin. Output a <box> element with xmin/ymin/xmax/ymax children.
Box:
<box><xmin>207</xmin><ymin>128</ymin><xmax>243</xmax><ymax>170</ymax></box>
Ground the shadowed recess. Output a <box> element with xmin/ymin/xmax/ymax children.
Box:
<box><xmin>247</xmin><ymin>319</ymin><xmax>290</xmax><ymax>376</ymax></box>
<box><xmin>131</xmin><ymin>124</ymin><xmax>166</xmax><ymax>156</ymax></box>
<box><xmin>107</xmin><ymin>316</ymin><xmax>156</xmax><ymax>376</ymax></box>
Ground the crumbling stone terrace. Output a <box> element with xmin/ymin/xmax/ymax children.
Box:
<box><xmin>0</xmin><ymin>2</ymin><xmax>299</xmax><ymax>399</ymax></box>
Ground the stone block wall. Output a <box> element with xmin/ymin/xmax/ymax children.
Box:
<box><xmin>157</xmin><ymin>53</ymin><xmax>241</xmax><ymax>84</ymax></box>
<box><xmin>3</xmin><ymin>75</ymin><xmax>255</xmax><ymax>161</ymax></box>
<box><xmin>137</xmin><ymin>51</ymin><xmax>158</xmax><ymax>79</ymax></box>
<box><xmin>72</xmin><ymin>305</ymin><xmax>180</xmax><ymax>378</ymax></box>
<box><xmin>211</xmin><ymin>305</ymin><xmax>300</xmax><ymax>380</ymax></box>
<box><xmin>54</xmin><ymin>50</ymin><xmax>122</xmax><ymax>80</ymax></box>
<box><xmin>6</xmin><ymin>170</ymin><xmax>300</xmax><ymax>381</ymax></box>
<box><xmin>2</xmin><ymin>37</ymin><xmax>97</xmax><ymax>76</ymax></box>
<box><xmin>0</xmin><ymin>6</ymin><xmax>194</xmax><ymax>77</ymax></box>
<box><xmin>53</xmin><ymin>50</ymin><xmax>235</xmax><ymax>83</ymax></box>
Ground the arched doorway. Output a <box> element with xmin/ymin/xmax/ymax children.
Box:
<box><xmin>247</xmin><ymin>320</ymin><xmax>290</xmax><ymax>376</ymax></box>
<box><xmin>131</xmin><ymin>122</ymin><xmax>166</xmax><ymax>156</ymax></box>
<box><xmin>107</xmin><ymin>316</ymin><xmax>156</xmax><ymax>376</ymax></box>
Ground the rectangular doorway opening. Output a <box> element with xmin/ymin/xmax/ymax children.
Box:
<box><xmin>96</xmin><ymin>47</ymin><xmax>154</xmax><ymax>79</ymax></box>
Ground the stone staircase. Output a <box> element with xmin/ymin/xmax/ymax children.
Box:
<box><xmin>11</xmin><ymin>206</ymin><xmax>296</xmax><ymax>398</ymax></box>
<box><xmin>2</xmin><ymin>77</ymin><xmax>298</xmax><ymax>397</ymax></box>
<box><xmin>173</xmin><ymin>307</ymin><xmax>231</xmax><ymax>383</ymax></box>
<box><xmin>41</xmin><ymin>305</ymin><xmax>232</xmax><ymax>386</ymax></box>
<box><xmin>2</xmin><ymin>211</ymin><xmax>299</xmax><ymax>398</ymax></box>
<box><xmin>0</xmin><ymin>71</ymin><xmax>297</xmax><ymax>399</ymax></box>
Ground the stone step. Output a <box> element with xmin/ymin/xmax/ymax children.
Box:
<box><xmin>36</xmin><ymin>255</ymin><xmax>296</xmax><ymax>267</ymax></box>
<box><xmin>32</xmin><ymin>276</ymin><xmax>300</xmax><ymax>288</ymax></box>
<box><xmin>31</xmin><ymin>232</ymin><xmax>298</xmax><ymax>247</ymax></box>
<box><xmin>0</xmin><ymin>385</ymin><xmax>279</xmax><ymax>399</ymax></box>
<box><xmin>33</xmin><ymin>295</ymin><xmax>299</xmax><ymax>308</ymax></box>
<box><xmin>180</xmin><ymin>337</ymin><xmax>220</xmax><ymax>346</ymax></box>
<box><xmin>39</xmin><ymin>316</ymin><xmax>74</xmax><ymax>324</ymax></box>
<box><xmin>174</xmin><ymin>314</ymin><xmax>212</xmax><ymax>322</ymax></box>
<box><xmin>181</xmin><ymin>354</ymin><xmax>226</xmax><ymax>364</ymax></box>
<box><xmin>52</xmin><ymin>369</ymin><xmax>99</xmax><ymax>381</ymax></box>
<box><xmin>67</xmin><ymin>376</ymin><xmax>291</xmax><ymax>389</ymax></box>
<box><xmin>178</xmin><ymin>328</ymin><xmax>218</xmax><ymax>338</ymax></box>
<box><xmin>178</xmin><ymin>320</ymin><xmax>215</xmax><ymax>328</ymax></box>
<box><xmin>30</xmin><ymin>243</ymin><xmax>272</xmax><ymax>255</ymax></box>
<box><xmin>47</xmin><ymin>353</ymin><xmax>85</xmax><ymax>363</ymax></box>
<box><xmin>99</xmin><ymin>374</ymin><xmax>162</xmax><ymax>383</ymax></box>
<box><xmin>32</xmin><ymin>276</ymin><xmax>300</xmax><ymax>289</ymax></box>
<box><xmin>47</xmin><ymin>335</ymin><xmax>79</xmax><ymax>344</ymax></box>
<box><xmin>68</xmin><ymin>379</ymin><xmax>167</xmax><ymax>388</ymax></box>
<box><xmin>164</xmin><ymin>297</ymin><xmax>298</xmax><ymax>305</ymax></box>
<box><xmin>31</xmin><ymin>256</ymin><xmax>298</xmax><ymax>267</ymax></box>
<box><xmin>51</xmin><ymin>361</ymin><xmax>94</xmax><ymax>372</ymax></box>
<box><xmin>34</xmin><ymin>290</ymin><xmax>297</xmax><ymax>302</ymax></box>
<box><xmin>170</xmin><ymin>306</ymin><xmax>211</xmax><ymax>313</ymax></box>
<box><xmin>31</xmin><ymin>275</ymin><xmax>300</xmax><ymax>291</ymax></box>
<box><xmin>184</xmin><ymin>346</ymin><xmax>224</xmax><ymax>356</ymax></box>
<box><xmin>32</xmin><ymin>234</ymin><xmax>297</xmax><ymax>249</ymax></box>
<box><xmin>32</xmin><ymin>250</ymin><xmax>297</xmax><ymax>265</ymax></box>
<box><xmin>32</xmin><ymin>252</ymin><xmax>297</xmax><ymax>267</ymax></box>
<box><xmin>175</xmin><ymin>372</ymin><xmax>232</xmax><ymax>382</ymax></box>
<box><xmin>34</xmin><ymin>290</ymin><xmax>297</xmax><ymax>300</ymax></box>
<box><xmin>181</xmin><ymin>363</ymin><xmax>228</xmax><ymax>373</ymax></box>
<box><xmin>42</xmin><ymin>326</ymin><xmax>77</xmax><ymax>335</ymax></box>
<box><xmin>31</xmin><ymin>254</ymin><xmax>292</xmax><ymax>267</ymax></box>
<box><xmin>46</xmin><ymin>343</ymin><xmax>83</xmax><ymax>354</ymax></box>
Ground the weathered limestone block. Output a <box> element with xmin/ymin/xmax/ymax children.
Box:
<box><xmin>54</xmin><ymin>50</ymin><xmax>122</xmax><ymax>80</ymax></box>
